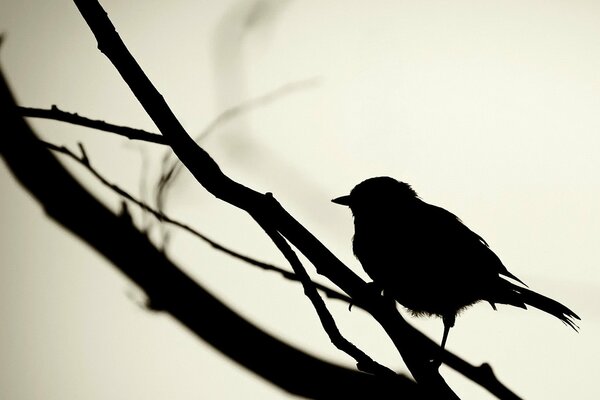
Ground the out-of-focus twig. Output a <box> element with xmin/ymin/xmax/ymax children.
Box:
<box><xmin>155</xmin><ymin>78</ymin><xmax>319</xmax><ymax>212</ymax></box>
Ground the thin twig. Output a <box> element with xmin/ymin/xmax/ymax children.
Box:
<box><xmin>18</xmin><ymin>105</ymin><xmax>168</xmax><ymax>145</ymax></box>
<box><xmin>41</xmin><ymin>139</ymin><xmax>352</xmax><ymax>305</ymax></box>
<box><xmin>256</xmin><ymin>210</ymin><xmax>396</xmax><ymax>376</ymax></box>
<box><xmin>41</xmin><ymin>138</ymin><xmax>518</xmax><ymax>398</ymax></box>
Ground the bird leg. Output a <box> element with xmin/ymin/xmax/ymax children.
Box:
<box><xmin>432</xmin><ymin>314</ymin><xmax>456</xmax><ymax>368</ymax></box>
<box><xmin>440</xmin><ymin>314</ymin><xmax>455</xmax><ymax>351</ymax></box>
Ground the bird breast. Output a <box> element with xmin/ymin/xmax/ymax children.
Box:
<box><xmin>351</xmin><ymin>213</ymin><xmax>481</xmax><ymax>316</ymax></box>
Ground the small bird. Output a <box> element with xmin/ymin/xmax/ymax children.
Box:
<box><xmin>333</xmin><ymin>176</ymin><xmax>579</xmax><ymax>351</ymax></box>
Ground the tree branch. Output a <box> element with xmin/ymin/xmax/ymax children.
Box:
<box><xmin>67</xmin><ymin>1</ymin><xmax>521</xmax><ymax>397</ymax></box>
<box><xmin>41</xmin><ymin>139</ymin><xmax>353</xmax><ymax>305</ymax></box>
<box><xmin>256</xmin><ymin>211</ymin><xmax>395</xmax><ymax>376</ymax></box>
<box><xmin>38</xmin><ymin>139</ymin><xmax>525</xmax><ymax>398</ymax></box>
<box><xmin>155</xmin><ymin>78</ymin><xmax>319</xmax><ymax>211</ymax></box>
<box><xmin>18</xmin><ymin>105</ymin><xmax>168</xmax><ymax>144</ymax></box>
<box><xmin>22</xmin><ymin>131</ymin><xmax>518</xmax><ymax>399</ymax></box>
<box><xmin>0</xmin><ymin>65</ymin><xmax>420</xmax><ymax>399</ymax></box>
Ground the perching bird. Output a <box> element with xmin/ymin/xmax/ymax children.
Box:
<box><xmin>332</xmin><ymin>176</ymin><xmax>579</xmax><ymax>351</ymax></box>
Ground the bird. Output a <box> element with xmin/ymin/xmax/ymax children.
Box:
<box><xmin>332</xmin><ymin>176</ymin><xmax>579</xmax><ymax>352</ymax></box>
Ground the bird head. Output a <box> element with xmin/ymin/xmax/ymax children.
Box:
<box><xmin>332</xmin><ymin>176</ymin><xmax>418</xmax><ymax>213</ymax></box>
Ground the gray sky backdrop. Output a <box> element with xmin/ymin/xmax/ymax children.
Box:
<box><xmin>1</xmin><ymin>1</ymin><xmax>599</xmax><ymax>398</ymax></box>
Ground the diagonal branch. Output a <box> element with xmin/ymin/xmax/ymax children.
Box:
<box><xmin>38</xmin><ymin>138</ymin><xmax>527</xmax><ymax>398</ymax></box>
<box><xmin>41</xmin><ymin>139</ymin><xmax>353</xmax><ymax>305</ymax></box>
<box><xmin>70</xmin><ymin>1</ymin><xmax>522</xmax><ymax>398</ymax></box>
<box><xmin>1</xmin><ymin>66</ymin><xmax>420</xmax><ymax>399</ymax></box>
<box><xmin>256</xmin><ymin>211</ymin><xmax>395</xmax><ymax>376</ymax></box>
<box><xmin>155</xmin><ymin>78</ymin><xmax>319</xmax><ymax>211</ymax></box>
<box><xmin>36</xmin><ymin>134</ymin><xmax>514</xmax><ymax>398</ymax></box>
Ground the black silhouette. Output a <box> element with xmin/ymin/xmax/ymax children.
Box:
<box><xmin>333</xmin><ymin>176</ymin><xmax>580</xmax><ymax>352</ymax></box>
<box><xmin>1</xmin><ymin>70</ymin><xmax>420</xmax><ymax>399</ymax></box>
<box><xmin>1</xmin><ymin>1</ymin><xmax>570</xmax><ymax>395</ymax></box>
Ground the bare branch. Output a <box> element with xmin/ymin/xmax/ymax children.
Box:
<box><xmin>256</xmin><ymin>209</ymin><xmax>395</xmax><ymax>376</ymax></box>
<box><xmin>70</xmin><ymin>1</ymin><xmax>522</xmax><ymax>398</ymax></box>
<box><xmin>18</xmin><ymin>105</ymin><xmax>168</xmax><ymax>145</ymax></box>
<box><xmin>43</xmin><ymin>137</ymin><xmax>522</xmax><ymax>399</ymax></box>
<box><xmin>1</xmin><ymin>67</ymin><xmax>420</xmax><ymax>399</ymax></box>
<box><xmin>41</xmin><ymin>139</ymin><xmax>353</xmax><ymax>305</ymax></box>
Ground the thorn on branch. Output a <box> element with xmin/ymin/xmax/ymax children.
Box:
<box><xmin>119</xmin><ymin>201</ymin><xmax>134</xmax><ymax>225</ymax></box>
<box><xmin>78</xmin><ymin>142</ymin><xmax>90</xmax><ymax>165</ymax></box>
<box><xmin>479</xmin><ymin>362</ymin><xmax>495</xmax><ymax>378</ymax></box>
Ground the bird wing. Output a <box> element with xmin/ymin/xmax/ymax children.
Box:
<box><xmin>421</xmin><ymin>203</ymin><xmax>527</xmax><ymax>286</ymax></box>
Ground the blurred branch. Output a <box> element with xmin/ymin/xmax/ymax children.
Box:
<box><xmin>70</xmin><ymin>1</ymin><xmax>521</xmax><ymax>398</ymax></box>
<box><xmin>40</xmin><ymin>138</ymin><xmax>532</xmax><ymax>399</ymax></box>
<box><xmin>18</xmin><ymin>104</ymin><xmax>168</xmax><ymax>144</ymax></box>
<box><xmin>0</xmin><ymin>65</ymin><xmax>419</xmax><ymax>399</ymax></box>
<box><xmin>41</xmin><ymin>138</ymin><xmax>354</xmax><ymax>305</ymax></box>
<box><xmin>155</xmin><ymin>78</ymin><xmax>319</xmax><ymax>212</ymax></box>
<box><xmin>200</xmin><ymin>78</ymin><xmax>318</xmax><ymax>143</ymax></box>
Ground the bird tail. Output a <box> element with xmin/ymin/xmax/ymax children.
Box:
<box><xmin>510</xmin><ymin>282</ymin><xmax>580</xmax><ymax>331</ymax></box>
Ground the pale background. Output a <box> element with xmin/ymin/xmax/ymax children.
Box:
<box><xmin>1</xmin><ymin>1</ymin><xmax>599</xmax><ymax>399</ymax></box>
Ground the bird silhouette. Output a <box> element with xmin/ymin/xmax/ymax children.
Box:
<box><xmin>333</xmin><ymin>176</ymin><xmax>579</xmax><ymax>352</ymax></box>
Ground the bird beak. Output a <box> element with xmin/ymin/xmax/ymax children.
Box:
<box><xmin>331</xmin><ymin>195</ymin><xmax>351</xmax><ymax>206</ymax></box>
